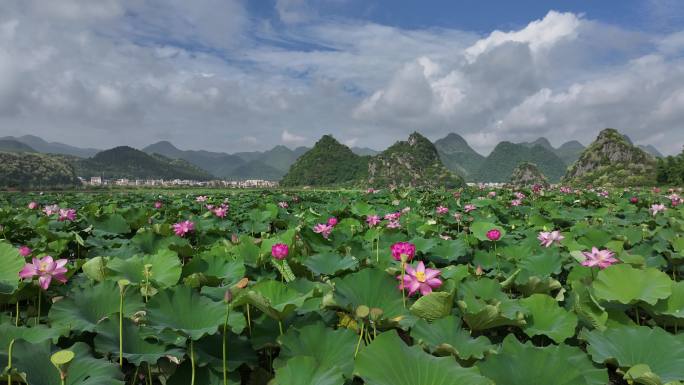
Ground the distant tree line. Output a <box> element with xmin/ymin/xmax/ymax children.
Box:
<box><xmin>656</xmin><ymin>147</ymin><xmax>684</xmax><ymax>185</ymax></box>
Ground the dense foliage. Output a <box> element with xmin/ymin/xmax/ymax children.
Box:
<box><xmin>472</xmin><ymin>142</ymin><xmax>566</xmax><ymax>182</ymax></box>
<box><xmin>367</xmin><ymin>132</ymin><xmax>463</xmax><ymax>188</ymax></box>
<box><xmin>565</xmin><ymin>129</ymin><xmax>657</xmax><ymax>186</ymax></box>
<box><xmin>509</xmin><ymin>162</ymin><xmax>549</xmax><ymax>187</ymax></box>
<box><xmin>0</xmin><ymin>185</ymin><xmax>683</xmax><ymax>384</ymax></box>
<box><xmin>0</xmin><ymin>152</ymin><xmax>79</xmax><ymax>189</ymax></box>
<box><xmin>434</xmin><ymin>133</ymin><xmax>485</xmax><ymax>180</ymax></box>
<box><xmin>280</xmin><ymin>135</ymin><xmax>370</xmax><ymax>187</ymax></box>
<box><xmin>657</xmin><ymin>148</ymin><xmax>684</xmax><ymax>186</ymax></box>
<box><xmin>74</xmin><ymin>146</ymin><xmax>214</xmax><ymax>180</ymax></box>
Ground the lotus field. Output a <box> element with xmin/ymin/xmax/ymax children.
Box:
<box><xmin>2</xmin><ymin>187</ymin><xmax>684</xmax><ymax>385</ymax></box>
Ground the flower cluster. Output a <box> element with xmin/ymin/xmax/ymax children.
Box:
<box><xmin>313</xmin><ymin>217</ymin><xmax>338</xmax><ymax>239</ymax></box>
<box><xmin>538</xmin><ymin>231</ymin><xmax>564</xmax><ymax>247</ymax></box>
<box><xmin>173</xmin><ymin>220</ymin><xmax>195</xmax><ymax>237</ymax></box>
<box><xmin>581</xmin><ymin>247</ymin><xmax>618</xmax><ymax>269</ymax></box>
<box><xmin>19</xmin><ymin>256</ymin><xmax>69</xmax><ymax>290</ymax></box>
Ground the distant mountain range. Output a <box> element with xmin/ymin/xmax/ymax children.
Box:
<box><xmin>0</xmin><ymin>132</ymin><xmax>666</xmax><ymax>183</ymax></box>
<box><xmin>281</xmin><ymin>132</ymin><xmax>463</xmax><ymax>188</ymax></box>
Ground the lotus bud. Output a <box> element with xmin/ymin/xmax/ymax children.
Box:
<box><xmin>355</xmin><ymin>305</ymin><xmax>370</xmax><ymax>319</ymax></box>
<box><xmin>224</xmin><ymin>289</ymin><xmax>233</xmax><ymax>304</ymax></box>
<box><xmin>369</xmin><ymin>307</ymin><xmax>383</xmax><ymax>321</ymax></box>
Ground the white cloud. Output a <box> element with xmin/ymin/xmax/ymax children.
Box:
<box><xmin>0</xmin><ymin>4</ymin><xmax>681</xmax><ymax>156</ymax></box>
<box><xmin>282</xmin><ymin>129</ymin><xmax>308</xmax><ymax>145</ymax></box>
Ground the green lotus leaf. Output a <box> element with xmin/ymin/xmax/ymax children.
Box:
<box><xmin>409</xmin><ymin>292</ymin><xmax>453</xmax><ymax>321</ymax></box>
<box><xmin>82</xmin><ymin>256</ymin><xmax>107</xmax><ymax>282</ymax></box>
<box><xmin>332</xmin><ymin>268</ymin><xmax>405</xmax><ymax>322</ymax></box>
<box><xmin>0</xmin><ymin>324</ymin><xmax>65</xmax><ymax>370</ymax></box>
<box><xmin>582</xmin><ymin>325</ymin><xmax>684</xmax><ymax>383</ymax></box>
<box><xmin>233</xmin><ymin>280</ymin><xmax>311</xmax><ymax>321</ymax></box>
<box><xmin>471</xmin><ymin>222</ymin><xmax>506</xmax><ymax>242</ymax></box>
<box><xmin>410</xmin><ymin>315</ymin><xmax>496</xmax><ymax>360</ymax></box>
<box><xmin>478</xmin><ymin>334</ymin><xmax>608</xmax><ymax>385</ymax></box>
<box><xmin>623</xmin><ymin>364</ymin><xmax>666</xmax><ymax>385</ymax></box>
<box><xmin>0</xmin><ymin>241</ymin><xmax>25</xmax><ymax>294</ymax></box>
<box><xmin>107</xmin><ymin>249</ymin><xmax>181</xmax><ymax>289</ymax></box>
<box><xmin>569</xmin><ymin>281</ymin><xmax>608</xmax><ymax>331</ymax></box>
<box><xmin>147</xmin><ymin>286</ymin><xmax>226</xmax><ymax>340</ymax></box>
<box><xmin>303</xmin><ymin>253</ymin><xmax>358</xmax><ymax>276</ymax></box>
<box><xmin>592</xmin><ymin>264</ymin><xmax>673</xmax><ymax>305</ymax></box>
<box><xmin>429</xmin><ymin>239</ymin><xmax>468</xmax><ymax>262</ymax></box>
<box><xmin>519</xmin><ymin>294</ymin><xmax>578</xmax><ymax>343</ymax></box>
<box><xmin>648</xmin><ymin>281</ymin><xmax>684</xmax><ymax>319</ymax></box>
<box><xmin>166</xmin><ymin>360</ymin><xmax>240</xmax><ymax>385</ymax></box>
<box><xmin>13</xmin><ymin>341</ymin><xmax>124</xmax><ymax>385</ymax></box>
<box><xmin>192</xmin><ymin>332</ymin><xmax>258</xmax><ymax>373</ymax></box>
<box><xmin>275</xmin><ymin>322</ymin><xmax>357</xmax><ymax>377</ymax></box>
<box><xmin>274</xmin><ymin>356</ymin><xmax>344</xmax><ymax>385</ymax></box>
<box><xmin>93</xmin><ymin>317</ymin><xmax>184</xmax><ymax>365</ymax></box>
<box><xmin>354</xmin><ymin>330</ymin><xmax>493</xmax><ymax>385</ymax></box>
<box><xmin>456</xmin><ymin>278</ymin><xmax>526</xmax><ymax>331</ymax></box>
<box><xmin>183</xmin><ymin>251</ymin><xmax>245</xmax><ymax>284</ymax></box>
<box><xmin>48</xmin><ymin>281</ymin><xmax>144</xmax><ymax>333</ymax></box>
<box><xmin>91</xmin><ymin>214</ymin><xmax>130</xmax><ymax>235</ymax></box>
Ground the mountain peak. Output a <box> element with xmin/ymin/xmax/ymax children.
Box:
<box><xmin>564</xmin><ymin>128</ymin><xmax>656</xmax><ymax>186</ymax></box>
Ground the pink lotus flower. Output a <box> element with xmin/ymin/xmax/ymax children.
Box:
<box><xmin>278</xmin><ymin>201</ymin><xmax>289</xmax><ymax>209</ymax></box>
<box><xmin>650</xmin><ymin>204</ymin><xmax>666</xmax><ymax>216</ymax></box>
<box><xmin>436</xmin><ymin>206</ymin><xmax>448</xmax><ymax>215</ymax></box>
<box><xmin>366</xmin><ymin>188</ymin><xmax>378</xmax><ymax>194</ymax></box>
<box><xmin>464</xmin><ymin>204</ymin><xmax>476</xmax><ymax>213</ymax></box>
<box><xmin>391</xmin><ymin>242</ymin><xmax>416</xmax><ymax>262</ymax></box>
<box><xmin>313</xmin><ymin>223</ymin><xmax>333</xmax><ymax>239</ymax></box>
<box><xmin>532</xmin><ymin>184</ymin><xmax>543</xmax><ymax>194</ymax></box>
<box><xmin>398</xmin><ymin>261</ymin><xmax>442</xmax><ymax>296</ymax></box>
<box><xmin>629</xmin><ymin>197</ymin><xmax>638</xmax><ymax>204</ymax></box>
<box><xmin>560</xmin><ymin>186</ymin><xmax>572</xmax><ymax>194</ymax></box>
<box><xmin>196</xmin><ymin>196</ymin><xmax>208</xmax><ymax>202</ymax></box>
<box><xmin>486</xmin><ymin>229</ymin><xmax>501</xmax><ymax>241</ymax></box>
<box><xmin>154</xmin><ymin>201</ymin><xmax>163</xmax><ymax>209</ymax></box>
<box><xmin>510</xmin><ymin>199</ymin><xmax>522</xmax><ymax>206</ymax></box>
<box><xmin>327</xmin><ymin>217</ymin><xmax>338</xmax><ymax>226</ymax></box>
<box><xmin>581</xmin><ymin>247</ymin><xmax>618</xmax><ymax>269</ymax></box>
<box><xmin>214</xmin><ymin>206</ymin><xmax>228</xmax><ymax>218</ymax></box>
<box><xmin>538</xmin><ymin>231</ymin><xmax>564</xmax><ymax>247</ymax></box>
<box><xmin>43</xmin><ymin>204</ymin><xmax>59</xmax><ymax>216</ymax></box>
<box><xmin>453</xmin><ymin>212</ymin><xmax>462</xmax><ymax>222</ymax></box>
<box><xmin>386</xmin><ymin>220</ymin><xmax>401</xmax><ymax>229</ymax></box>
<box><xmin>366</xmin><ymin>215</ymin><xmax>380</xmax><ymax>227</ymax></box>
<box><xmin>57</xmin><ymin>209</ymin><xmax>77</xmax><ymax>222</ymax></box>
<box><xmin>173</xmin><ymin>220</ymin><xmax>195</xmax><ymax>237</ymax></box>
<box><xmin>18</xmin><ymin>246</ymin><xmax>32</xmax><ymax>257</ymax></box>
<box><xmin>653</xmin><ymin>187</ymin><xmax>661</xmax><ymax>193</ymax></box>
<box><xmin>271</xmin><ymin>243</ymin><xmax>289</xmax><ymax>260</ymax></box>
<box><xmin>19</xmin><ymin>256</ymin><xmax>68</xmax><ymax>290</ymax></box>
<box><xmin>487</xmin><ymin>191</ymin><xmax>497</xmax><ymax>198</ymax></box>
<box><xmin>514</xmin><ymin>192</ymin><xmax>526</xmax><ymax>200</ymax></box>
<box><xmin>384</xmin><ymin>212</ymin><xmax>402</xmax><ymax>221</ymax></box>
<box><xmin>28</xmin><ymin>201</ymin><xmax>39</xmax><ymax>210</ymax></box>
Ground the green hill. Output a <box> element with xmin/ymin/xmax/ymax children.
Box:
<box><xmin>556</xmin><ymin>140</ymin><xmax>585</xmax><ymax>166</ymax></box>
<box><xmin>564</xmin><ymin>128</ymin><xmax>656</xmax><ymax>186</ymax></box>
<box><xmin>434</xmin><ymin>133</ymin><xmax>485</xmax><ymax>179</ymax></box>
<box><xmin>656</xmin><ymin>147</ymin><xmax>684</xmax><ymax>185</ymax></box>
<box><xmin>281</xmin><ymin>132</ymin><xmax>463</xmax><ymax>188</ymax></box>
<box><xmin>0</xmin><ymin>139</ymin><xmax>36</xmax><ymax>153</ymax></box>
<box><xmin>510</xmin><ymin>162</ymin><xmax>549</xmax><ymax>187</ymax></box>
<box><xmin>473</xmin><ymin>142</ymin><xmax>566</xmax><ymax>183</ymax></box>
<box><xmin>280</xmin><ymin>135</ymin><xmax>368</xmax><ymax>187</ymax></box>
<box><xmin>367</xmin><ymin>132</ymin><xmax>463</xmax><ymax>188</ymax></box>
<box><xmin>75</xmin><ymin>146</ymin><xmax>214</xmax><ymax>180</ymax></box>
<box><xmin>0</xmin><ymin>152</ymin><xmax>79</xmax><ymax>188</ymax></box>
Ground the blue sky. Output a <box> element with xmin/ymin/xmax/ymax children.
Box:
<box><xmin>0</xmin><ymin>0</ymin><xmax>683</xmax><ymax>155</ymax></box>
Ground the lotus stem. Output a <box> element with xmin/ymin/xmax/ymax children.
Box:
<box><xmin>131</xmin><ymin>366</ymin><xmax>139</xmax><ymax>385</ymax></box>
<box><xmin>223</xmin><ymin>309</ymin><xmax>229</xmax><ymax>385</ymax></box>
<box><xmin>36</xmin><ymin>290</ymin><xmax>41</xmax><ymax>326</ymax></box>
<box><xmin>635</xmin><ymin>306</ymin><xmax>640</xmax><ymax>326</ymax></box>
<box><xmin>147</xmin><ymin>363</ymin><xmax>152</xmax><ymax>385</ymax></box>
<box><xmin>401</xmin><ymin>262</ymin><xmax>406</xmax><ymax>309</ymax></box>
<box><xmin>190</xmin><ymin>339</ymin><xmax>196</xmax><ymax>385</ymax></box>
<box><xmin>353</xmin><ymin>323</ymin><xmax>365</xmax><ymax>358</ymax></box>
<box><xmin>246</xmin><ymin>305</ymin><xmax>251</xmax><ymax>336</ymax></box>
<box><xmin>278</xmin><ymin>320</ymin><xmax>284</xmax><ymax>336</ymax></box>
<box><xmin>15</xmin><ymin>301</ymin><xmax>19</xmax><ymax>326</ymax></box>
<box><xmin>119</xmin><ymin>301</ymin><xmax>124</xmax><ymax>367</ymax></box>
<box><xmin>7</xmin><ymin>339</ymin><xmax>14</xmax><ymax>385</ymax></box>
